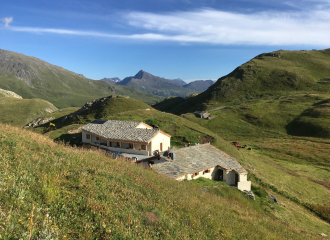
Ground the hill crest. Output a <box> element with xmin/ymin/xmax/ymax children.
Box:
<box><xmin>154</xmin><ymin>49</ymin><xmax>330</xmax><ymax>114</ymax></box>
<box><xmin>0</xmin><ymin>49</ymin><xmax>162</xmax><ymax>108</ymax></box>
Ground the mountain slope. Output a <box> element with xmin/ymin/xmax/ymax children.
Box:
<box><xmin>2</xmin><ymin>123</ymin><xmax>326</xmax><ymax>239</ymax></box>
<box><xmin>287</xmin><ymin>97</ymin><xmax>330</xmax><ymax>138</ymax></box>
<box><xmin>118</xmin><ymin>70</ymin><xmax>196</xmax><ymax>97</ymax></box>
<box><xmin>155</xmin><ymin>49</ymin><xmax>330</xmax><ymax>114</ymax></box>
<box><xmin>0</xmin><ymin>87</ymin><xmax>22</xmax><ymax>99</ymax></box>
<box><xmin>61</xmin><ymin>95</ymin><xmax>152</xmax><ymax>124</ymax></box>
<box><xmin>183</xmin><ymin>80</ymin><xmax>214</xmax><ymax>92</ymax></box>
<box><xmin>0</xmin><ymin>49</ymin><xmax>161</xmax><ymax>108</ymax></box>
<box><xmin>0</xmin><ymin>97</ymin><xmax>57</xmax><ymax>126</ymax></box>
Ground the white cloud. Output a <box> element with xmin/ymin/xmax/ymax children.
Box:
<box><xmin>4</xmin><ymin>7</ymin><xmax>330</xmax><ymax>46</ymax></box>
<box><xmin>2</xmin><ymin>17</ymin><xmax>13</xmax><ymax>27</ymax></box>
<box><xmin>123</xmin><ymin>8</ymin><xmax>330</xmax><ymax>46</ymax></box>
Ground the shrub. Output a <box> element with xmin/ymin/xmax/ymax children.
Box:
<box><xmin>251</xmin><ymin>185</ymin><xmax>268</xmax><ymax>198</ymax></box>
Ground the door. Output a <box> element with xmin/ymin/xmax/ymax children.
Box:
<box><xmin>160</xmin><ymin>143</ymin><xmax>163</xmax><ymax>152</ymax></box>
<box><xmin>218</xmin><ymin>169</ymin><xmax>223</xmax><ymax>181</ymax></box>
<box><xmin>235</xmin><ymin>173</ymin><xmax>239</xmax><ymax>186</ymax></box>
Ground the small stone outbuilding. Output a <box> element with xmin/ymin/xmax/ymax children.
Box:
<box><xmin>152</xmin><ymin>143</ymin><xmax>251</xmax><ymax>191</ymax></box>
<box><xmin>194</xmin><ymin>111</ymin><xmax>210</xmax><ymax>119</ymax></box>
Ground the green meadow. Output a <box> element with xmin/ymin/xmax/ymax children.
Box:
<box><xmin>0</xmin><ymin>124</ymin><xmax>328</xmax><ymax>239</ymax></box>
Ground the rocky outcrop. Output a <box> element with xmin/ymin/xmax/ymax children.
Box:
<box><xmin>67</xmin><ymin>127</ymin><xmax>82</xmax><ymax>134</ymax></box>
<box><xmin>24</xmin><ymin>117</ymin><xmax>55</xmax><ymax>128</ymax></box>
<box><xmin>256</xmin><ymin>52</ymin><xmax>282</xmax><ymax>59</ymax></box>
<box><xmin>61</xmin><ymin>95</ymin><xmax>118</xmax><ymax>122</ymax></box>
<box><xmin>0</xmin><ymin>88</ymin><xmax>23</xmax><ymax>99</ymax></box>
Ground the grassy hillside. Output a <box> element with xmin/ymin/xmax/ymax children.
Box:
<box><xmin>1</xmin><ymin>124</ymin><xmax>329</xmax><ymax>239</ymax></box>
<box><xmin>181</xmin><ymin>95</ymin><xmax>330</xmax><ymax>217</ymax></box>
<box><xmin>0</xmin><ymin>88</ymin><xmax>22</xmax><ymax>99</ymax></box>
<box><xmin>152</xmin><ymin>96</ymin><xmax>186</xmax><ymax>113</ymax></box>
<box><xmin>287</xmin><ymin>97</ymin><xmax>330</xmax><ymax>138</ymax></box>
<box><xmin>29</xmin><ymin>95</ymin><xmax>330</xmax><ymax>224</ymax></box>
<box><xmin>28</xmin><ymin>96</ymin><xmax>240</xmax><ymax>160</ymax></box>
<box><xmin>189</xmin><ymin>94</ymin><xmax>330</xmax><ymax>139</ymax></box>
<box><xmin>65</xmin><ymin>95</ymin><xmax>152</xmax><ymax>123</ymax></box>
<box><xmin>154</xmin><ymin>49</ymin><xmax>330</xmax><ymax>114</ymax></box>
<box><xmin>0</xmin><ymin>97</ymin><xmax>58</xmax><ymax>126</ymax></box>
<box><xmin>0</xmin><ymin>49</ymin><xmax>162</xmax><ymax>108</ymax></box>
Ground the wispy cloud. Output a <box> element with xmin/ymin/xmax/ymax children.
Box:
<box><xmin>123</xmin><ymin>8</ymin><xmax>330</xmax><ymax>46</ymax></box>
<box><xmin>2</xmin><ymin>17</ymin><xmax>13</xmax><ymax>27</ymax></box>
<box><xmin>3</xmin><ymin>7</ymin><xmax>330</xmax><ymax>46</ymax></box>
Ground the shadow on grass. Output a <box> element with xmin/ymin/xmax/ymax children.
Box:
<box><xmin>55</xmin><ymin>133</ymin><xmax>82</xmax><ymax>146</ymax></box>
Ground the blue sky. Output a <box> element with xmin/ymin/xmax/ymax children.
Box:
<box><xmin>1</xmin><ymin>0</ymin><xmax>329</xmax><ymax>82</ymax></box>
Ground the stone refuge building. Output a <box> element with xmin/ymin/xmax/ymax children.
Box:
<box><xmin>82</xmin><ymin>120</ymin><xmax>171</xmax><ymax>156</ymax></box>
<box><xmin>151</xmin><ymin>143</ymin><xmax>251</xmax><ymax>191</ymax></box>
<box><xmin>193</xmin><ymin>111</ymin><xmax>210</xmax><ymax>119</ymax></box>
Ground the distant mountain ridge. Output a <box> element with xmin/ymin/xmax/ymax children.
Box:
<box><xmin>117</xmin><ymin>70</ymin><xmax>196</xmax><ymax>97</ymax></box>
<box><xmin>100</xmin><ymin>77</ymin><xmax>121</xmax><ymax>84</ymax></box>
<box><xmin>0</xmin><ymin>49</ymin><xmax>161</xmax><ymax>108</ymax></box>
<box><xmin>115</xmin><ymin>70</ymin><xmax>215</xmax><ymax>97</ymax></box>
<box><xmin>183</xmin><ymin>80</ymin><xmax>214</xmax><ymax>92</ymax></box>
<box><xmin>102</xmin><ymin>73</ymin><xmax>214</xmax><ymax>93</ymax></box>
<box><xmin>170</xmin><ymin>78</ymin><xmax>186</xmax><ymax>86</ymax></box>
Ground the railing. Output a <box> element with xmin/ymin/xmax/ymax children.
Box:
<box><xmin>90</xmin><ymin>143</ymin><xmax>149</xmax><ymax>156</ymax></box>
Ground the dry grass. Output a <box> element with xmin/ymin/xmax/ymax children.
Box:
<box><xmin>0</xmin><ymin>124</ymin><xmax>326</xmax><ymax>239</ymax></box>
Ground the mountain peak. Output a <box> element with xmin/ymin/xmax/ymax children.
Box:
<box><xmin>134</xmin><ymin>70</ymin><xmax>149</xmax><ymax>79</ymax></box>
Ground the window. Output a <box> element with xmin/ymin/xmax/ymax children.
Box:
<box><xmin>116</xmin><ymin>142</ymin><xmax>120</xmax><ymax>147</ymax></box>
<box><xmin>129</xmin><ymin>143</ymin><xmax>133</xmax><ymax>149</ymax></box>
<box><xmin>141</xmin><ymin>145</ymin><xmax>146</xmax><ymax>150</ymax></box>
<box><xmin>86</xmin><ymin>134</ymin><xmax>90</xmax><ymax>140</ymax></box>
<box><xmin>203</xmin><ymin>169</ymin><xmax>210</xmax><ymax>175</ymax></box>
<box><xmin>96</xmin><ymin>137</ymin><xmax>99</xmax><ymax>141</ymax></box>
<box><xmin>194</xmin><ymin>172</ymin><xmax>199</xmax><ymax>176</ymax></box>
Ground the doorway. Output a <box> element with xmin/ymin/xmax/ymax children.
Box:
<box><xmin>235</xmin><ymin>173</ymin><xmax>239</xmax><ymax>186</ymax></box>
<box><xmin>218</xmin><ymin>169</ymin><xmax>224</xmax><ymax>181</ymax></box>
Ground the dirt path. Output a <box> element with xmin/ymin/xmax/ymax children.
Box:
<box><xmin>208</xmin><ymin>106</ymin><xmax>228</xmax><ymax>112</ymax></box>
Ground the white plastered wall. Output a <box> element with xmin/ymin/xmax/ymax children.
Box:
<box><xmin>237</xmin><ymin>174</ymin><xmax>251</xmax><ymax>191</ymax></box>
<box><xmin>150</xmin><ymin>132</ymin><xmax>170</xmax><ymax>155</ymax></box>
<box><xmin>237</xmin><ymin>181</ymin><xmax>251</xmax><ymax>191</ymax></box>
<box><xmin>226</xmin><ymin>171</ymin><xmax>236</xmax><ymax>186</ymax></box>
<box><xmin>239</xmin><ymin>174</ymin><xmax>247</xmax><ymax>182</ymax></box>
<box><xmin>82</xmin><ymin>130</ymin><xmax>91</xmax><ymax>143</ymax></box>
<box><xmin>136</xmin><ymin>123</ymin><xmax>153</xmax><ymax>129</ymax></box>
<box><xmin>147</xmin><ymin>143</ymin><xmax>152</xmax><ymax>155</ymax></box>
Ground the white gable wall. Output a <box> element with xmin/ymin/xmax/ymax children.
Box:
<box><xmin>150</xmin><ymin>132</ymin><xmax>170</xmax><ymax>155</ymax></box>
<box><xmin>136</xmin><ymin>123</ymin><xmax>153</xmax><ymax>129</ymax></box>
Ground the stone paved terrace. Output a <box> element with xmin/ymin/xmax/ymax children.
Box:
<box><xmin>82</xmin><ymin>120</ymin><xmax>160</xmax><ymax>143</ymax></box>
<box><xmin>152</xmin><ymin>143</ymin><xmax>247</xmax><ymax>179</ymax></box>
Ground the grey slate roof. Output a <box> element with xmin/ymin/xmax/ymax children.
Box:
<box><xmin>82</xmin><ymin>120</ymin><xmax>161</xmax><ymax>143</ymax></box>
<box><xmin>152</xmin><ymin>143</ymin><xmax>247</xmax><ymax>179</ymax></box>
